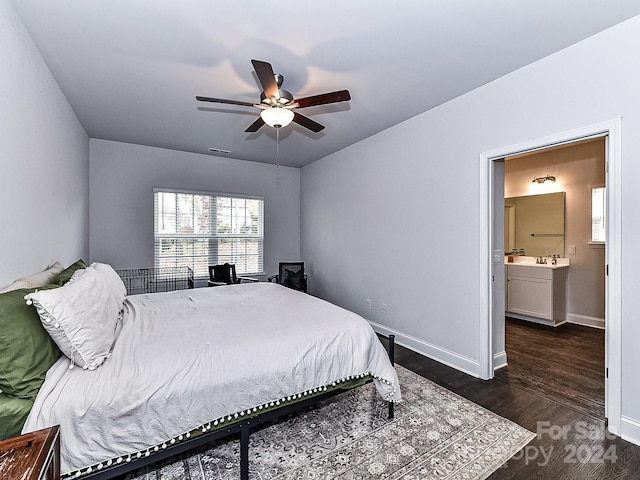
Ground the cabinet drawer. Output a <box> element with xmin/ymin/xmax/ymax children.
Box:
<box><xmin>508</xmin><ymin>265</ymin><xmax>552</xmax><ymax>280</ymax></box>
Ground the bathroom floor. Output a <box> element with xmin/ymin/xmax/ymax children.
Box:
<box><xmin>494</xmin><ymin>317</ymin><xmax>605</xmax><ymax>420</ymax></box>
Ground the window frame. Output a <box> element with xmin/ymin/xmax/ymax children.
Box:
<box><xmin>153</xmin><ymin>188</ymin><xmax>264</xmax><ymax>278</ymax></box>
<box><xmin>590</xmin><ymin>184</ymin><xmax>606</xmax><ymax>245</ymax></box>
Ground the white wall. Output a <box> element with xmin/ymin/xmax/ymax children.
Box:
<box><xmin>0</xmin><ymin>0</ymin><xmax>89</xmax><ymax>289</ymax></box>
<box><xmin>89</xmin><ymin>139</ymin><xmax>300</xmax><ymax>280</ymax></box>
<box><xmin>301</xmin><ymin>16</ymin><xmax>640</xmax><ymax>440</ymax></box>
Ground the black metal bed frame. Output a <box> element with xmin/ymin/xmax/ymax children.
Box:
<box><xmin>76</xmin><ymin>335</ymin><xmax>396</xmax><ymax>480</ymax></box>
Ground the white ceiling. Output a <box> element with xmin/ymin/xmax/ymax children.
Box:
<box><xmin>10</xmin><ymin>1</ymin><xmax>640</xmax><ymax>168</ymax></box>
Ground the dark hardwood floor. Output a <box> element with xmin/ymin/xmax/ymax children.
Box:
<box><xmin>494</xmin><ymin>317</ymin><xmax>605</xmax><ymax>420</ymax></box>
<box><xmin>380</xmin><ymin>330</ymin><xmax>640</xmax><ymax>480</ymax></box>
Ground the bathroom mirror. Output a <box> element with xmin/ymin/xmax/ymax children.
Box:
<box><xmin>504</xmin><ymin>192</ymin><xmax>565</xmax><ymax>257</ymax></box>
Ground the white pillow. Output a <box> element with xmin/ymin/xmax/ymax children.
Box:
<box><xmin>25</xmin><ymin>267</ymin><xmax>121</xmax><ymax>370</ymax></box>
<box><xmin>0</xmin><ymin>262</ymin><xmax>64</xmax><ymax>293</ymax></box>
<box><xmin>88</xmin><ymin>263</ymin><xmax>126</xmax><ymax>310</ymax></box>
<box><xmin>68</xmin><ymin>267</ymin><xmax>86</xmax><ymax>283</ymax></box>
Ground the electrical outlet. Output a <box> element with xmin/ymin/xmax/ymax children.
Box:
<box><xmin>381</xmin><ymin>303</ymin><xmax>388</xmax><ymax>314</ymax></box>
<box><xmin>366</xmin><ymin>299</ymin><xmax>372</xmax><ymax>310</ymax></box>
<box><xmin>569</xmin><ymin>245</ymin><xmax>576</xmax><ymax>254</ymax></box>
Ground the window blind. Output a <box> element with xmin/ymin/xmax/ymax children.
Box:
<box><xmin>154</xmin><ymin>190</ymin><xmax>264</xmax><ymax>277</ymax></box>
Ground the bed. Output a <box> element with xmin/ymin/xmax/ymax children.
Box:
<box><xmin>2</xmin><ymin>262</ymin><xmax>400</xmax><ymax>479</ymax></box>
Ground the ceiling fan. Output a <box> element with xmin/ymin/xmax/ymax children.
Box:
<box><xmin>196</xmin><ymin>59</ymin><xmax>351</xmax><ymax>133</ymax></box>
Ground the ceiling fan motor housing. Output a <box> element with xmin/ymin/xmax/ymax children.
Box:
<box><xmin>260</xmin><ymin>88</ymin><xmax>294</xmax><ymax>105</ymax></box>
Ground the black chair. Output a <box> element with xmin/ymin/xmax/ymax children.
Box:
<box><xmin>208</xmin><ymin>263</ymin><xmax>258</xmax><ymax>287</ymax></box>
<box><xmin>267</xmin><ymin>262</ymin><xmax>307</xmax><ymax>292</ymax></box>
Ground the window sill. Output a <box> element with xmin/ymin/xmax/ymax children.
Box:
<box><xmin>588</xmin><ymin>242</ymin><xmax>605</xmax><ymax>249</ymax></box>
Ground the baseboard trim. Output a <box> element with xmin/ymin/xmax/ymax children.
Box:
<box><xmin>493</xmin><ymin>350</ymin><xmax>507</xmax><ymax>371</ymax></box>
<box><xmin>369</xmin><ymin>321</ymin><xmax>481</xmax><ymax>378</ymax></box>
<box><xmin>620</xmin><ymin>416</ymin><xmax>640</xmax><ymax>446</ymax></box>
<box><xmin>567</xmin><ymin>313</ymin><xmax>605</xmax><ymax>329</ymax></box>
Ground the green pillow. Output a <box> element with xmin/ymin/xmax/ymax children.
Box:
<box><xmin>0</xmin><ymin>393</ymin><xmax>34</xmax><ymax>440</ymax></box>
<box><xmin>51</xmin><ymin>259</ymin><xmax>87</xmax><ymax>286</ymax></box>
<box><xmin>0</xmin><ymin>286</ymin><xmax>62</xmax><ymax>399</ymax></box>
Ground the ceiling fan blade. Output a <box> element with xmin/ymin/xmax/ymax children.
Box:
<box><xmin>293</xmin><ymin>112</ymin><xmax>325</xmax><ymax>133</ymax></box>
<box><xmin>245</xmin><ymin>116</ymin><xmax>265</xmax><ymax>133</ymax></box>
<box><xmin>251</xmin><ymin>59</ymin><xmax>279</xmax><ymax>100</ymax></box>
<box><xmin>196</xmin><ymin>96</ymin><xmax>255</xmax><ymax>107</ymax></box>
<box><xmin>294</xmin><ymin>90</ymin><xmax>351</xmax><ymax>109</ymax></box>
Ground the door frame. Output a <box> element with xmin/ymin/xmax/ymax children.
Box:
<box><xmin>478</xmin><ymin>118</ymin><xmax>622</xmax><ymax>435</ymax></box>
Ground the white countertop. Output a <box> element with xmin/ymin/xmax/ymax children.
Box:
<box><xmin>504</xmin><ymin>256</ymin><xmax>570</xmax><ymax>269</ymax></box>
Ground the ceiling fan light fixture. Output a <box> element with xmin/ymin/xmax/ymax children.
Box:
<box><xmin>260</xmin><ymin>107</ymin><xmax>294</xmax><ymax>128</ymax></box>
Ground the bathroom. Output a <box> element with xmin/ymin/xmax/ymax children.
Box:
<box><xmin>504</xmin><ymin>137</ymin><xmax>606</xmax><ymax>329</ymax></box>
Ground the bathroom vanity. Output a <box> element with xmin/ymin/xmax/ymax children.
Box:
<box><xmin>505</xmin><ymin>258</ymin><xmax>569</xmax><ymax>326</ymax></box>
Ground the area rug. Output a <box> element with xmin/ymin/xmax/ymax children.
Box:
<box><xmin>126</xmin><ymin>365</ymin><xmax>535</xmax><ymax>480</ymax></box>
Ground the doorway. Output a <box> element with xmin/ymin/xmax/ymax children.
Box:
<box><xmin>478</xmin><ymin>119</ymin><xmax>622</xmax><ymax>435</ymax></box>
<box><xmin>498</xmin><ymin>139</ymin><xmax>606</xmax><ymax>418</ymax></box>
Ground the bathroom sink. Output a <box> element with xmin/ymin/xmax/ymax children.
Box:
<box><xmin>504</xmin><ymin>256</ymin><xmax>569</xmax><ymax>268</ymax></box>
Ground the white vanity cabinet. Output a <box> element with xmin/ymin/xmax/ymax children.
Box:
<box><xmin>506</xmin><ymin>264</ymin><xmax>568</xmax><ymax>326</ymax></box>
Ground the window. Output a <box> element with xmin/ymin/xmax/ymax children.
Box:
<box><xmin>154</xmin><ymin>189</ymin><xmax>263</xmax><ymax>277</ymax></box>
<box><xmin>591</xmin><ymin>186</ymin><xmax>606</xmax><ymax>243</ymax></box>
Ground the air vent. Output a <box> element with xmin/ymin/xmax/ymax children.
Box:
<box><xmin>208</xmin><ymin>147</ymin><xmax>231</xmax><ymax>155</ymax></box>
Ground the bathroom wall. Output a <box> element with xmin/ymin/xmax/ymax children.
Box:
<box><xmin>504</xmin><ymin>138</ymin><xmax>606</xmax><ymax>325</ymax></box>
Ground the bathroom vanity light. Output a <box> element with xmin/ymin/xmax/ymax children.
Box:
<box><xmin>532</xmin><ymin>175</ymin><xmax>556</xmax><ymax>184</ymax></box>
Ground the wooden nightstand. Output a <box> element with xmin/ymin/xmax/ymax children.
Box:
<box><xmin>0</xmin><ymin>426</ymin><xmax>60</xmax><ymax>480</ymax></box>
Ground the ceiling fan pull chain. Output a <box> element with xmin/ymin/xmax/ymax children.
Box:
<box><xmin>276</xmin><ymin>128</ymin><xmax>280</xmax><ymax>168</ymax></box>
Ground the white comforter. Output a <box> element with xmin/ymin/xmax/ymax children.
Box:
<box><xmin>23</xmin><ymin>282</ymin><xmax>400</xmax><ymax>475</ymax></box>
